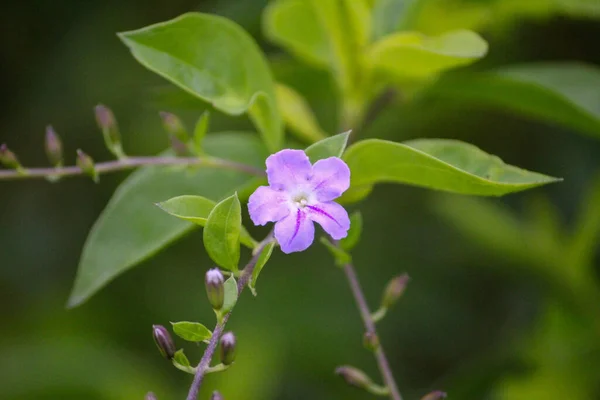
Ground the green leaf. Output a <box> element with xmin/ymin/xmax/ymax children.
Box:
<box><xmin>367</xmin><ymin>29</ymin><xmax>488</xmax><ymax>80</ymax></box>
<box><xmin>249</xmin><ymin>241</ymin><xmax>276</xmax><ymax>296</ymax></box>
<box><xmin>221</xmin><ymin>276</ymin><xmax>238</xmax><ymax>316</ymax></box>
<box><xmin>68</xmin><ymin>132</ymin><xmax>267</xmax><ymax>308</ymax></box>
<box><xmin>203</xmin><ymin>193</ymin><xmax>242</xmax><ymax>271</ymax></box>
<box><xmin>340</xmin><ymin>211</ymin><xmax>363</xmax><ymax>251</ymax></box>
<box><xmin>172</xmin><ymin>349</ymin><xmax>195</xmax><ymax>374</ymax></box>
<box><xmin>171</xmin><ymin>321</ymin><xmax>212</xmax><ymax>342</ymax></box>
<box><xmin>426</xmin><ymin>62</ymin><xmax>600</xmax><ymax>139</ymax></box>
<box><xmin>156</xmin><ymin>195</ymin><xmax>257</xmax><ymax>249</ymax></box>
<box><xmin>305</xmin><ymin>131</ymin><xmax>351</xmax><ymax>163</ymax></box>
<box><xmin>193</xmin><ymin>112</ymin><xmax>210</xmax><ymax>154</ymax></box>
<box><xmin>319</xmin><ymin>237</ymin><xmax>352</xmax><ymax>267</ymax></box>
<box><xmin>275</xmin><ymin>83</ymin><xmax>327</xmax><ymax>143</ymax></box>
<box><xmin>342</xmin><ymin>138</ymin><xmax>560</xmax><ymax>200</ymax></box>
<box><xmin>119</xmin><ymin>13</ymin><xmax>282</xmax><ymax>152</ymax></box>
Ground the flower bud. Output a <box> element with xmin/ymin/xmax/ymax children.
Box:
<box><xmin>0</xmin><ymin>144</ymin><xmax>21</xmax><ymax>169</ymax></box>
<box><xmin>381</xmin><ymin>273</ymin><xmax>410</xmax><ymax>309</ymax></box>
<box><xmin>219</xmin><ymin>331</ymin><xmax>236</xmax><ymax>365</ymax></box>
<box><xmin>45</xmin><ymin>125</ymin><xmax>63</xmax><ymax>167</ymax></box>
<box><xmin>152</xmin><ymin>324</ymin><xmax>176</xmax><ymax>360</ymax></box>
<box><xmin>145</xmin><ymin>392</ymin><xmax>158</xmax><ymax>400</ymax></box>
<box><xmin>205</xmin><ymin>268</ymin><xmax>225</xmax><ymax>310</ymax></box>
<box><xmin>210</xmin><ymin>391</ymin><xmax>224</xmax><ymax>400</ymax></box>
<box><xmin>363</xmin><ymin>332</ymin><xmax>379</xmax><ymax>351</ymax></box>
<box><xmin>76</xmin><ymin>149</ymin><xmax>98</xmax><ymax>182</ymax></box>
<box><xmin>160</xmin><ymin>111</ymin><xmax>188</xmax><ymax>142</ymax></box>
<box><xmin>335</xmin><ymin>366</ymin><xmax>373</xmax><ymax>389</ymax></box>
<box><xmin>95</xmin><ymin>104</ymin><xmax>124</xmax><ymax>158</ymax></box>
<box><xmin>421</xmin><ymin>390</ymin><xmax>447</xmax><ymax>400</ymax></box>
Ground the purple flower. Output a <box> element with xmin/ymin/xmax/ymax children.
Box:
<box><xmin>248</xmin><ymin>149</ymin><xmax>351</xmax><ymax>253</ymax></box>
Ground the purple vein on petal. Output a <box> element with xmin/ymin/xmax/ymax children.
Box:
<box><xmin>289</xmin><ymin>209</ymin><xmax>303</xmax><ymax>245</ymax></box>
<box><xmin>307</xmin><ymin>205</ymin><xmax>342</xmax><ymax>227</ymax></box>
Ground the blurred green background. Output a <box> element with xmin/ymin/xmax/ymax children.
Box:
<box><xmin>1</xmin><ymin>0</ymin><xmax>600</xmax><ymax>399</ymax></box>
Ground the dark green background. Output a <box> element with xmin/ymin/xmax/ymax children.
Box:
<box><xmin>1</xmin><ymin>1</ymin><xmax>599</xmax><ymax>399</ymax></box>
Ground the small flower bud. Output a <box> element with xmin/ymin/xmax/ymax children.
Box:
<box><xmin>153</xmin><ymin>325</ymin><xmax>176</xmax><ymax>360</ymax></box>
<box><xmin>335</xmin><ymin>366</ymin><xmax>373</xmax><ymax>390</ymax></box>
<box><xmin>363</xmin><ymin>332</ymin><xmax>379</xmax><ymax>351</ymax></box>
<box><xmin>0</xmin><ymin>144</ymin><xmax>21</xmax><ymax>169</ymax></box>
<box><xmin>45</xmin><ymin>125</ymin><xmax>63</xmax><ymax>167</ymax></box>
<box><xmin>205</xmin><ymin>268</ymin><xmax>225</xmax><ymax>310</ymax></box>
<box><xmin>381</xmin><ymin>273</ymin><xmax>410</xmax><ymax>309</ymax></box>
<box><xmin>421</xmin><ymin>390</ymin><xmax>447</xmax><ymax>400</ymax></box>
<box><xmin>76</xmin><ymin>149</ymin><xmax>98</xmax><ymax>182</ymax></box>
<box><xmin>160</xmin><ymin>111</ymin><xmax>188</xmax><ymax>143</ymax></box>
<box><xmin>219</xmin><ymin>331</ymin><xmax>236</xmax><ymax>365</ymax></box>
<box><xmin>145</xmin><ymin>392</ymin><xmax>158</xmax><ymax>400</ymax></box>
<box><xmin>95</xmin><ymin>104</ymin><xmax>124</xmax><ymax>158</ymax></box>
<box><xmin>210</xmin><ymin>391</ymin><xmax>224</xmax><ymax>400</ymax></box>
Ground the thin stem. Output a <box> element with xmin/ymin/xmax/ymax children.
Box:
<box><xmin>342</xmin><ymin>262</ymin><xmax>403</xmax><ymax>400</ymax></box>
<box><xmin>186</xmin><ymin>235</ymin><xmax>274</xmax><ymax>400</ymax></box>
<box><xmin>0</xmin><ymin>155</ymin><xmax>265</xmax><ymax>181</ymax></box>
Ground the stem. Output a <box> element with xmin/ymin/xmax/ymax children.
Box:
<box><xmin>342</xmin><ymin>262</ymin><xmax>403</xmax><ymax>400</ymax></box>
<box><xmin>0</xmin><ymin>155</ymin><xmax>265</xmax><ymax>181</ymax></box>
<box><xmin>186</xmin><ymin>235</ymin><xmax>274</xmax><ymax>400</ymax></box>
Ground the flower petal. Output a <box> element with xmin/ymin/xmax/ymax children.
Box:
<box><xmin>306</xmin><ymin>201</ymin><xmax>350</xmax><ymax>240</ymax></box>
<box><xmin>310</xmin><ymin>157</ymin><xmax>350</xmax><ymax>201</ymax></box>
<box><xmin>248</xmin><ymin>186</ymin><xmax>290</xmax><ymax>226</ymax></box>
<box><xmin>266</xmin><ymin>149</ymin><xmax>312</xmax><ymax>191</ymax></box>
<box><xmin>274</xmin><ymin>209</ymin><xmax>315</xmax><ymax>253</ymax></box>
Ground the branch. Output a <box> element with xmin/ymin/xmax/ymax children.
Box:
<box><xmin>342</xmin><ymin>262</ymin><xmax>403</xmax><ymax>400</ymax></box>
<box><xmin>0</xmin><ymin>155</ymin><xmax>265</xmax><ymax>181</ymax></box>
<box><xmin>185</xmin><ymin>235</ymin><xmax>274</xmax><ymax>400</ymax></box>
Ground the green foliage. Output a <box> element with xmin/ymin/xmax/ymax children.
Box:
<box><xmin>156</xmin><ymin>195</ymin><xmax>256</xmax><ymax>248</ymax></box>
<box><xmin>119</xmin><ymin>13</ymin><xmax>283</xmax><ymax>152</ymax></box>
<box><xmin>339</xmin><ymin>211</ymin><xmax>363</xmax><ymax>251</ymax></box>
<box><xmin>68</xmin><ymin>133</ymin><xmax>267</xmax><ymax>307</ymax></box>
<box><xmin>304</xmin><ymin>131</ymin><xmax>351</xmax><ymax>162</ymax></box>
<box><xmin>203</xmin><ymin>193</ymin><xmax>243</xmax><ymax>271</ymax></box>
<box><xmin>319</xmin><ymin>237</ymin><xmax>352</xmax><ymax>267</ymax></box>
<box><xmin>249</xmin><ymin>241</ymin><xmax>276</xmax><ymax>296</ymax></box>
<box><xmin>275</xmin><ymin>83</ymin><xmax>327</xmax><ymax>143</ymax></box>
<box><xmin>427</xmin><ymin>62</ymin><xmax>600</xmax><ymax>139</ymax></box>
<box><xmin>171</xmin><ymin>321</ymin><xmax>212</xmax><ymax>342</ymax></box>
<box><xmin>193</xmin><ymin>111</ymin><xmax>210</xmax><ymax>154</ymax></box>
<box><xmin>172</xmin><ymin>349</ymin><xmax>195</xmax><ymax>374</ymax></box>
<box><xmin>218</xmin><ymin>276</ymin><xmax>238</xmax><ymax>320</ymax></box>
<box><xmin>342</xmin><ymin>139</ymin><xmax>560</xmax><ymax>202</ymax></box>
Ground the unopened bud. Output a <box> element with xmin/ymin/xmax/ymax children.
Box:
<box><xmin>219</xmin><ymin>332</ymin><xmax>236</xmax><ymax>365</ymax></box>
<box><xmin>160</xmin><ymin>111</ymin><xmax>188</xmax><ymax>143</ymax></box>
<box><xmin>382</xmin><ymin>273</ymin><xmax>410</xmax><ymax>309</ymax></box>
<box><xmin>363</xmin><ymin>332</ymin><xmax>379</xmax><ymax>351</ymax></box>
<box><xmin>205</xmin><ymin>268</ymin><xmax>225</xmax><ymax>310</ymax></box>
<box><xmin>152</xmin><ymin>325</ymin><xmax>176</xmax><ymax>360</ymax></box>
<box><xmin>421</xmin><ymin>390</ymin><xmax>447</xmax><ymax>400</ymax></box>
<box><xmin>76</xmin><ymin>149</ymin><xmax>98</xmax><ymax>182</ymax></box>
<box><xmin>335</xmin><ymin>366</ymin><xmax>373</xmax><ymax>389</ymax></box>
<box><xmin>145</xmin><ymin>392</ymin><xmax>158</xmax><ymax>400</ymax></box>
<box><xmin>0</xmin><ymin>144</ymin><xmax>22</xmax><ymax>169</ymax></box>
<box><xmin>210</xmin><ymin>391</ymin><xmax>224</xmax><ymax>400</ymax></box>
<box><xmin>95</xmin><ymin>104</ymin><xmax>124</xmax><ymax>158</ymax></box>
<box><xmin>45</xmin><ymin>125</ymin><xmax>63</xmax><ymax>167</ymax></box>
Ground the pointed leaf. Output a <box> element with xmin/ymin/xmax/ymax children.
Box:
<box><xmin>340</xmin><ymin>211</ymin><xmax>363</xmax><ymax>251</ymax></box>
<box><xmin>319</xmin><ymin>237</ymin><xmax>352</xmax><ymax>267</ymax></box>
<box><xmin>249</xmin><ymin>241</ymin><xmax>276</xmax><ymax>295</ymax></box>
<box><xmin>119</xmin><ymin>13</ymin><xmax>282</xmax><ymax>151</ymax></box>
<box><xmin>305</xmin><ymin>131</ymin><xmax>351</xmax><ymax>163</ymax></box>
<box><xmin>203</xmin><ymin>193</ymin><xmax>242</xmax><ymax>271</ymax></box>
<box><xmin>221</xmin><ymin>276</ymin><xmax>238</xmax><ymax>315</ymax></box>
<box><xmin>193</xmin><ymin>112</ymin><xmax>210</xmax><ymax>154</ymax></box>
<box><xmin>275</xmin><ymin>83</ymin><xmax>327</xmax><ymax>143</ymax></box>
<box><xmin>171</xmin><ymin>321</ymin><xmax>212</xmax><ymax>342</ymax></box>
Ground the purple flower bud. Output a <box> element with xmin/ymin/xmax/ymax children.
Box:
<box><xmin>95</xmin><ymin>104</ymin><xmax>124</xmax><ymax>158</ymax></box>
<box><xmin>335</xmin><ymin>366</ymin><xmax>373</xmax><ymax>389</ymax></box>
<box><xmin>210</xmin><ymin>391</ymin><xmax>224</xmax><ymax>400</ymax></box>
<box><xmin>159</xmin><ymin>111</ymin><xmax>188</xmax><ymax>142</ymax></box>
<box><xmin>152</xmin><ymin>325</ymin><xmax>176</xmax><ymax>360</ymax></box>
<box><xmin>421</xmin><ymin>390</ymin><xmax>447</xmax><ymax>400</ymax></box>
<box><xmin>363</xmin><ymin>332</ymin><xmax>379</xmax><ymax>351</ymax></box>
<box><xmin>145</xmin><ymin>392</ymin><xmax>158</xmax><ymax>400</ymax></box>
<box><xmin>0</xmin><ymin>144</ymin><xmax>21</xmax><ymax>169</ymax></box>
<box><xmin>45</xmin><ymin>125</ymin><xmax>63</xmax><ymax>167</ymax></box>
<box><xmin>382</xmin><ymin>273</ymin><xmax>410</xmax><ymax>309</ymax></box>
<box><xmin>219</xmin><ymin>331</ymin><xmax>236</xmax><ymax>365</ymax></box>
<box><xmin>76</xmin><ymin>149</ymin><xmax>98</xmax><ymax>182</ymax></box>
<box><xmin>205</xmin><ymin>268</ymin><xmax>225</xmax><ymax>311</ymax></box>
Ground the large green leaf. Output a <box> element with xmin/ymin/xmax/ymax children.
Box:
<box><xmin>366</xmin><ymin>30</ymin><xmax>488</xmax><ymax>80</ymax></box>
<box><xmin>426</xmin><ymin>62</ymin><xmax>600</xmax><ymax>139</ymax></box>
<box><xmin>203</xmin><ymin>193</ymin><xmax>243</xmax><ymax>271</ymax></box>
<box><xmin>119</xmin><ymin>13</ymin><xmax>282</xmax><ymax>152</ymax></box>
<box><xmin>342</xmin><ymin>138</ymin><xmax>560</xmax><ymax>200</ymax></box>
<box><xmin>305</xmin><ymin>131</ymin><xmax>351</xmax><ymax>162</ymax></box>
<box><xmin>68</xmin><ymin>132</ymin><xmax>268</xmax><ymax>308</ymax></box>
